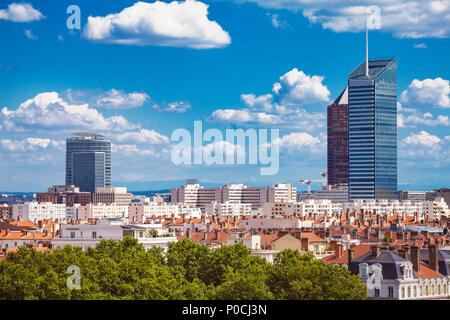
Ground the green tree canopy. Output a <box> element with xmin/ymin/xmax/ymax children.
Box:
<box><xmin>0</xmin><ymin>238</ymin><xmax>366</xmax><ymax>300</ymax></box>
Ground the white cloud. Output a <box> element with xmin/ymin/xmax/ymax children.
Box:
<box><xmin>402</xmin><ymin>130</ymin><xmax>441</xmax><ymax>147</ymax></box>
<box><xmin>398</xmin><ymin>112</ymin><xmax>450</xmax><ymax>127</ymax></box>
<box><xmin>414</xmin><ymin>43</ymin><xmax>427</xmax><ymax>49</ymax></box>
<box><xmin>0</xmin><ymin>3</ymin><xmax>45</xmax><ymax>22</ymax></box>
<box><xmin>64</xmin><ymin>89</ymin><xmax>149</xmax><ymax>109</ymax></box>
<box><xmin>153</xmin><ymin>101</ymin><xmax>191</xmax><ymax>113</ymax></box>
<box><xmin>239</xmin><ymin>0</ymin><xmax>450</xmax><ymax>38</ymax></box>
<box><xmin>210</xmin><ymin>109</ymin><xmax>282</xmax><ymax>124</ymax></box>
<box><xmin>399</xmin><ymin>130</ymin><xmax>450</xmax><ymax>163</ymax></box>
<box><xmin>111</xmin><ymin>143</ymin><xmax>157</xmax><ymax>157</ymax></box>
<box><xmin>209</xmin><ymin>68</ymin><xmax>328</xmax><ymax>129</ymax></box>
<box><xmin>82</xmin><ymin>0</ymin><xmax>231</xmax><ymax>49</ymax></box>
<box><xmin>273</xmin><ymin>68</ymin><xmax>330</xmax><ymax>105</ymax></box>
<box><xmin>24</xmin><ymin>29</ymin><xmax>37</xmax><ymax>40</ymax></box>
<box><xmin>400</xmin><ymin>78</ymin><xmax>450</xmax><ymax>108</ymax></box>
<box><xmin>0</xmin><ymin>92</ymin><xmax>139</xmax><ymax>132</ymax></box>
<box><xmin>0</xmin><ymin>138</ymin><xmax>64</xmax><ymax>152</ymax></box>
<box><xmin>267</xmin><ymin>13</ymin><xmax>289</xmax><ymax>29</ymax></box>
<box><xmin>272</xmin><ymin>132</ymin><xmax>321</xmax><ymax>151</ymax></box>
<box><xmin>113</xmin><ymin>129</ymin><xmax>169</xmax><ymax>144</ymax></box>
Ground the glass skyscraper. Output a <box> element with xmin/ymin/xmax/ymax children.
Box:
<box><xmin>348</xmin><ymin>57</ymin><xmax>397</xmax><ymax>200</ymax></box>
<box><xmin>66</xmin><ymin>133</ymin><xmax>111</xmax><ymax>193</ymax></box>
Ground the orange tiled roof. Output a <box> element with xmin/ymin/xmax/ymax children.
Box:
<box><xmin>415</xmin><ymin>262</ymin><xmax>444</xmax><ymax>279</ymax></box>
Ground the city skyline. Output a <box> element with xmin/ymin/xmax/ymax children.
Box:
<box><xmin>0</xmin><ymin>0</ymin><xmax>449</xmax><ymax>192</ymax></box>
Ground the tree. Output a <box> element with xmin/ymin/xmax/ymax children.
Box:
<box><xmin>268</xmin><ymin>250</ymin><xmax>366</xmax><ymax>300</ymax></box>
<box><xmin>0</xmin><ymin>238</ymin><xmax>367</xmax><ymax>300</ymax></box>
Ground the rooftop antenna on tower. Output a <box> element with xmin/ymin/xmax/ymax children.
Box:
<box><xmin>365</xmin><ymin>22</ymin><xmax>369</xmax><ymax>77</ymax></box>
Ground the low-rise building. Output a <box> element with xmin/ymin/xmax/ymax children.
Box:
<box><xmin>93</xmin><ymin>187</ymin><xmax>132</xmax><ymax>206</ymax></box>
<box><xmin>51</xmin><ymin>218</ymin><xmax>177</xmax><ymax>251</ymax></box>
<box><xmin>12</xmin><ymin>202</ymin><xmax>66</xmax><ymax>222</ymax></box>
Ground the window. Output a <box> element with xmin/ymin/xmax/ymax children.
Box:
<box><xmin>92</xmin><ymin>231</ymin><xmax>97</xmax><ymax>239</ymax></box>
<box><xmin>407</xmin><ymin>286</ymin><xmax>411</xmax><ymax>298</ymax></box>
<box><xmin>413</xmin><ymin>286</ymin><xmax>417</xmax><ymax>297</ymax></box>
<box><xmin>374</xmin><ymin>288</ymin><xmax>380</xmax><ymax>297</ymax></box>
<box><xmin>388</xmin><ymin>286</ymin><xmax>394</xmax><ymax>298</ymax></box>
<box><xmin>70</xmin><ymin>232</ymin><xmax>75</xmax><ymax>239</ymax></box>
<box><xmin>401</xmin><ymin>287</ymin><xmax>405</xmax><ymax>298</ymax></box>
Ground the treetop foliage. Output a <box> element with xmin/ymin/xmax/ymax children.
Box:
<box><xmin>0</xmin><ymin>237</ymin><xmax>366</xmax><ymax>300</ymax></box>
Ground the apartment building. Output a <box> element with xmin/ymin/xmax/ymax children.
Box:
<box><xmin>93</xmin><ymin>187</ymin><xmax>132</xmax><ymax>206</ymax></box>
<box><xmin>423</xmin><ymin>198</ymin><xmax>450</xmax><ymax>221</ymax></box>
<box><xmin>12</xmin><ymin>202</ymin><xmax>66</xmax><ymax>222</ymax></box>
<box><xmin>51</xmin><ymin>218</ymin><xmax>177</xmax><ymax>251</ymax></box>
<box><xmin>77</xmin><ymin>204</ymin><xmax>129</xmax><ymax>220</ymax></box>
<box><xmin>205</xmin><ymin>201</ymin><xmax>253</xmax><ymax>216</ymax></box>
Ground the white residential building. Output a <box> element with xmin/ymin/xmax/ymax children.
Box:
<box><xmin>344</xmin><ymin>199</ymin><xmax>424</xmax><ymax>218</ymax></box>
<box><xmin>77</xmin><ymin>204</ymin><xmax>129</xmax><ymax>220</ymax></box>
<box><xmin>51</xmin><ymin>218</ymin><xmax>177</xmax><ymax>251</ymax></box>
<box><xmin>128</xmin><ymin>202</ymin><xmax>202</xmax><ymax>223</ymax></box>
<box><xmin>238</xmin><ymin>217</ymin><xmax>313</xmax><ymax>232</ymax></box>
<box><xmin>263</xmin><ymin>200</ymin><xmax>343</xmax><ymax>217</ymax></box>
<box><xmin>423</xmin><ymin>197</ymin><xmax>449</xmax><ymax>220</ymax></box>
<box><xmin>12</xmin><ymin>202</ymin><xmax>66</xmax><ymax>222</ymax></box>
<box><xmin>205</xmin><ymin>201</ymin><xmax>253</xmax><ymax>216</ymax></box>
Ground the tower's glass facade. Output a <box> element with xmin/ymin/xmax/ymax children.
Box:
<box><xmin>66</xmin><ymin>133</ymin><xmax>111</xmax><ymax>193</ymax></box>
<box><xmin>348</xmin><ymin>58</ymin><xmax>397</xmax><ymax>200</ymax></box>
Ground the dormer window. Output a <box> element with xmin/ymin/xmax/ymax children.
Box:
<box><xmin>359</xmin><ymin>263</ymin><xmax>368</xmax><ymax>278</ymax></box>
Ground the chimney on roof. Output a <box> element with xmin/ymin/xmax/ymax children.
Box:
<box><xmin>336</xmin><ymin>244</ymin><xmax>343</xmax><ymax>258</ymax></box>
<box><xmin>410</xmin><ymin>245</ymin><xmax>420</xmax><ymax>272</ymax></box>
<box><xmin>428</xmin><ymin>243</ymin><xmax>439</xmax><ymax>272</ymax></box>
<box><xmin>348</xmin><ymin>248</ymin><xmax>354</xmax><ymax>265</ymax></box>
<box><xmin>398</xmin><ymin>248</ymin><xmax>408</xmax><ymax>259</ymax></box>
<box><xmin>301</xmin><ymin>237</ymin><xmax>309</xmax><ymax>252</ymax></box>
<box><xmin>365</xmin><ymin>227</ymin><xmax>371</xmax><ymax>239</ymax></box>
<box><xmin>371</xmin><ymin>245</ymin><xmax>380</xmax><ymax>257</ymax></box>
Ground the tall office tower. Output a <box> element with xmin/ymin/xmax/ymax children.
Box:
<box><xmin>327</xmin><ymin>87</ymin><xmax>349</xmax><ymax>187</ymax></box>
<box><xmin>348</xmin><ymin>57</ymin><xmax>397</xmax><ymax>200</ymax></box>
<box><xmin>66</xmin><ymin>133</ymin><xmax>111</xmax><ymax>193</ymax></box>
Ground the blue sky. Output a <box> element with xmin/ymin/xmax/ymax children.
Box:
<box><xmin>0</xmin><ymin>0</ymin><xmax>449</xmax><ymax>192</ymax></box>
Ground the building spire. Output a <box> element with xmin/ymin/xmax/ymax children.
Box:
<box><xmin>365</xmin><ymin>24</ymin><xmax>369</xmax><ymax>77</ymax></box>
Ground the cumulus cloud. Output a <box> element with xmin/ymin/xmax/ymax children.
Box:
<box><xmin>64</xmin><ymin>89</ymin><xmax>150</xmax><ymax>109</ymax></box>
<box><xmin>271</xmin><ymin>132</ymin><xmax>322</xmax><ymax>151</ymax></box>
<box><xmin>211</xmin><ymin>109</ymin><xmax>282</xmax><ymax>124</ymax></box>
<box><xmin>273</xmin><ymin>68</ymin><xmax>330</xmax><ymax>105</ymax></box>
<box><xmin>241</xmin><ymin>0</ymin><xmax>450</xmax><ymax>38</ymax></box>
<box><xmin>402</xmin><ymin>130</ymin><xmax>441</xmax><ymax>147</ymax></box>
<box><xmin>398</xmin><ymin>112</ymin><xmax>450</xmax><ymax>128</ymax></box>
<box><xmin>82</xmin><ymin>0</ymin><xmax>231</xmax><ymax>49</ymax></box>
<box><xmin>0</xmin><ymin>92</ymin><xmax>139</xmax><ymax>132</ymax></box>
<box><xmin>111</xmin><ymin>143</ymin><xmax>158</xmax><ymax>157</ymax></box>
<box><xmin>399</xmin><ymin>130</ymin><xmax>449</xmax><ymax>162</ymax></box>
<box><xmin>0</xmin><ymin>138</ymin><xmax>64</xmax><ymax>152</ymax></box>
<box><xmin>0</xmin><ymin>3</ymin><xmax>45</xmax><ymax>22</ymax></box>
<box><xmin>209</xmin><ymin>68</ymin><xmax>328</xmax><ymax>129</ymax></box>
<box><xmin>153</xmin><ymin>101</ymin><xmax>191</xmax><ymax>113</ymax></box>
<box><xmin>400</xmin><ymin>78</ymin><xmax>450</xmax><ymax>108</ymax></box>
<box><xmin>113</xmin><ymin>129</ymin><xmax>170</xmax><ymax>144</ymax></box>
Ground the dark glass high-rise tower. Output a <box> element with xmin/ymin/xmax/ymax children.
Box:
<box><xmin>327</xmin><ymin>87</ymin><xmax>349</xmax><ymax>186</ymax></box>
<box><xmin>348</xmin><ymin>58</ymin><xmax>397</xmax><ymax>200</ymax></box>
<box><xmin>66</xmin><ymin>133</ymin><xmax>111</xmax><ymax>193</ymax></box>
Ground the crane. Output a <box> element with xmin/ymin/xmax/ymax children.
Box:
<box><xmin>299</xmin><ymin>179</ymin><xmax>311</xmax><ymax>194</ymax></box>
